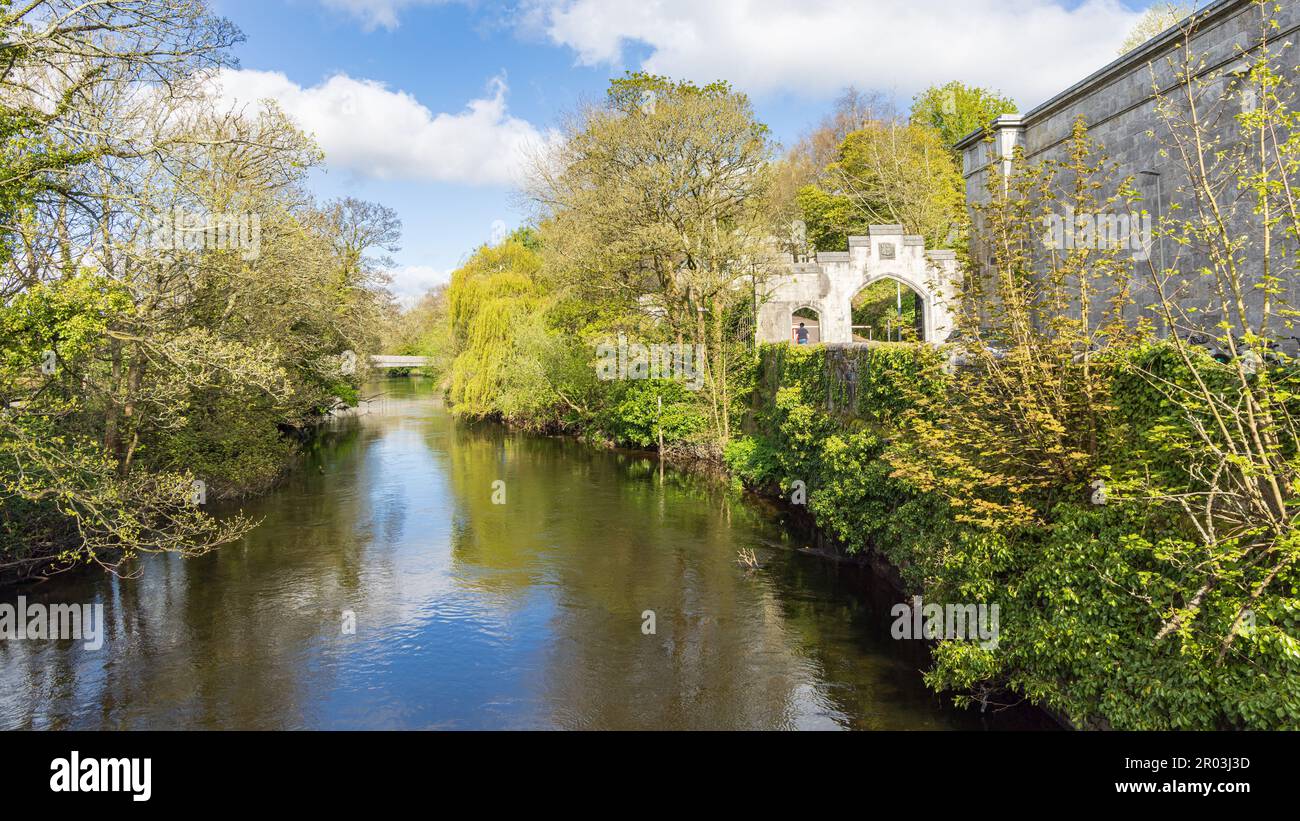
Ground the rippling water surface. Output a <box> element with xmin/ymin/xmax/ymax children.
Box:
<box><xmin>0</xmin><ymin>378</ymin><xmax>1036</xmax><ymax>730</ymax></box>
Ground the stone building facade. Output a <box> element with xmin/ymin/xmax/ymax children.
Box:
<box><xmin>955</xmin><ymin>0</ymin><xmax>1300</xmax><ymax>347</ymax></box>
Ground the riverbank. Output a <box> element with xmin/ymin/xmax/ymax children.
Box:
<box><xmin>437</xmin><ymin>333</ymin><xmax>1300</xmax><ymax>730</ymax></box>
<box><xmin>430</xmin><ymin>357</ymin><xmax>1067</xmax><ymax>726</ymax></box>
<box><xmin>0</xmin><ymin>392</ymin><xmax>365</xmax><ymax>589</ymax></box>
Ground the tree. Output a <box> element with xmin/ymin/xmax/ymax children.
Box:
<box><xmin>446</xmin><ymin>231</ymin><xmax>546</xmax><ymax>419</ymax></box>
<box><xmin>1117</xmin><ymin>2</ymin><xmax>1193</xmax><ymax>55</ymax></box>
<box><xmin>893</xmin><ymin>117</ymin><xmax>1139</xmax><ymax>536</ymax></box>
<box><xmin>910</xmin><ymin>81</ymin><xmax>1018</xmax><ymax>154</ymax></box>
<box><xmin>799</xmin><ymin>120</ymin><xmax>966</xmax><ymax>250</ymax></box>
<box><xmin>0</xmin><ymin>0</ymin><xmax>256</xmax><ymax>576</ymax></box>
<box><xmin>323</xmin><ymin>197</ymin><xmax>401</xmax><ymax>283</ymax></box>
<box><xmin>527</xmin><ymin>72</ymin><xmax>776</xmax><ymax>445</ymax></box>
<box><xmin>886</xmin><ymin>3</ymin><xmax>1300</xmax><ymax>728</ymax></box>
<box><xmin>1130</xmin><ymin>1</ymin><xmax>1300</xmax><ymax>690</ymax></box>
<box><xmin>381</xmin><ymin>283</ymin><xmax>453</xmax><ymax>383</ymax></box>
<box><xmin>0</xmin><ymin>1</ymin><xmax>398</xmax><ymax>579</ymax></box>
<box><xmin>767</xmin><ymin>88</ymin><xmax>893</xmax><ymax>259</ymax></box>
<box><xmin>793</xmin><ymin>87</ymin><xmax>893</xmax><ymax>173</ymax></box>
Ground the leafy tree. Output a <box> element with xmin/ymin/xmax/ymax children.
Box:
<box><xmin>892</xmin><ymin>117</ymin><xmax>1139</xmax><ymax>537</ymax></box>
<box><xmin>381</xmin><ymin>284</ymin><xmax>453</xmax><ymax>381</ymax></box>
<box><xmin>910</xmin><ymin>80</ymin><xmax>1018</xmax><ymax>154</ymax></box>
<box><xmin>1118</xmin><ymin>2</ymin><xmax>1193</xmax><ymax>55</ymax></box>
<box><xmin>799</xmin><ymin>121</ymin><xmax>966</xmax><ymax>250</ymax></box>
<box><xmin>0</xmin><ymin>0</ymin><xmax>397</xmax><ymax>579</ymax></box>
<box><xmin>527</xmin><ymin>72</ymin><xmax>775</xmax><ymax>445</ymax></box>
<box><xmin>446</xmin><ymin>231</ymin><xmax>546</xmax><ymax>419</ymax></box>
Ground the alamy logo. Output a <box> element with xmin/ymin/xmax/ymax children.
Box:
<box><xmin>1043</xmin><ymin>206</ymin><xmax>1153</xmax><ymax>260</ymax></box>
<box><xmin>143</xmin><ymin>206</ymin><xmax>261</xmax><ymax>260</ymax></box>
<box><xmin>0</xmin><ymin>596</ymin><xmax>104</xmax><ymax>650</ymax></box>
<box><xmin>890</xmin><ymin>595</ymin><xmax>999</xmax><ymax>650</ymax></box>
<box><xmin>50</xmin><ymin>752</ymin><xmax>151</xmax><ymax>802</ymax></box>
<box><xmin>595</xmin><ymin>334</ymin><xmax>705</xmax><ymax>390</ymax></box>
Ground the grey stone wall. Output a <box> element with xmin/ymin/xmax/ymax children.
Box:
<box><xmin>956</xmin><ymin>0</ymin><xmax>1300</xmax><ymax>347</ymax></box>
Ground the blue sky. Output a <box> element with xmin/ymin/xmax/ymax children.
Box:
<box><xmin>207</xmin><ymin>0</ymin><xmax>1176</xmax><ymax>304</ymax></box>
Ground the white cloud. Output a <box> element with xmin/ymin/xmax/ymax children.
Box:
<box><xmin>214</xmin><ymin>69</ymin><xmax>554</xmax><ymax>186</ymax></box>
<box><xmin>528</xmin><ymin>0</ymin><xmax>1149</xmax><ymax>108</ymax></box>
<box><xmin>317</xmin><ymin>0</ymin><xmax>447</xmax><ymax>31</ymax></box>
<box><xmin>388</xmin><ymin>265</ymin><xmax>451</xmax><ymax>306</ymax></box>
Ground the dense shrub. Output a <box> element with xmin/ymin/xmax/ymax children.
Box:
<box><xmin>727</xmin><ymin>341</ymin><xmax>1300</xmax><ymax>729</ymax></box>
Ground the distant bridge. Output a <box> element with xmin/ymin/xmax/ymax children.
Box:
<box><xmin>370</xmin><ymin>355</ymin><xmax>432</xmax><ymax>369</ymax></box>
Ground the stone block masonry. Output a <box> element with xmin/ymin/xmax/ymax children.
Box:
<box><xmin>956</xmin><ymin>0</ymin><xmax>1300</xmax><ymax>345</ymax></box>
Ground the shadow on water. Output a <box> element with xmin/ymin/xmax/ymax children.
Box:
<box><xmin>0</xmin><ymin>377</ymin><xmax>1055</xmax><ymax>730</ymax></box>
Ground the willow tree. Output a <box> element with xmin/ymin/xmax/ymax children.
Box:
<box><xmin>527</xmin><ymin>73</ymin><xmax>776</xmax><ymax>446</ymax></box>
<box><xmin>446</xmin><ymin>232</ymin><xmax>545</xmax><ymax>418</ymax></box>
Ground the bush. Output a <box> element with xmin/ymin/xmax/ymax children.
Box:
<box><xmin>594</xmin><ymin>379</ymin><xmax>709</xmax><ymax>450</ymax></box>
<box><xmin>734</xmin><ymin>340</ymin><xmax>1300</xmax><ymax>730</ymax></box>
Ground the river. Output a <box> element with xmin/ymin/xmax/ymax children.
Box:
<box><xmin>0</xmin><ymin>378</ymin><xmax>1043</xmax><ymax>730</ymax></box>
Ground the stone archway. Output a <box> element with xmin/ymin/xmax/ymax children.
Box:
<box><xmin>850</xmin><ymin>274</ymin><xmax>929</xmax><ymax>342</ymax></box>
<box><xmin>791</xmin><ymin>305</ymin><xmax>821</xmax><ymax>344</ymax></box>
<box><xmin>757</xmin><ymin>226</ymin><xmax>958</xmax><ymax>345</ymax></box>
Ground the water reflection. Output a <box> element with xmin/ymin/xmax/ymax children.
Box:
<box><xmin>0</xmin><ymin>379</ymin><xmax>1033</xmax><ymax>730</ymax></box>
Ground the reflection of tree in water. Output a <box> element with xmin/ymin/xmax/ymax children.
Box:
<box><xmin>442</xmin><ymin>421</ymin><xmax>561</xmax><ymax>593</ymax></box>
<box><xmin>441</xmin><ymin>419</ymin><xmax>968</xmax><ymax>728</ymax></box>
<box><xmin>0</xmin><ymin>384</ymin><xmax>448</xmax><ymax>728</ymax></box>
<box><xmin>105</xmin><ymin>407</ymin><xmax>422</xmax><ymax>729</ymax></box>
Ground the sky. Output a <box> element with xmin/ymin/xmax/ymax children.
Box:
<box><xmin>207</xmin><ymin>0</ymin><xmax>1181</xmax><ymax>305</ymax></box>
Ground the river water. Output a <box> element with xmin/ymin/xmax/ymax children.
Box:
<box><xmin>0</xmin><ymin>378</ymin><xmax>1035</xmax><ymax>730</ymax></box>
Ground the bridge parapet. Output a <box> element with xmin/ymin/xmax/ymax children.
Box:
<box><xmin>370</xmin><ymin>355</ymin><xmax>432</xmax><ymax>368</ymax></box>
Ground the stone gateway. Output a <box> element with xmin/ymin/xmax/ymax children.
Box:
<box><xmin>756</xmin><ymin>225</ymin><xmax>959</xmax><ymax>345</ymax></box>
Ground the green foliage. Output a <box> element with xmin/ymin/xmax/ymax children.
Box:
<box><xmin>795</xmin><ymin>185</ymin><xmax>865</xmax><ymax>251</ymax></box>
<box><xmin>594</xmin><ymin>380</ymin><xmax>709</xmax><ymax>449</ymax></box>
<box><xmin>0</xmin><ymin>273</ymin><xmax>130</xmax><ymax>374</ymax></box>
<box><xmin>148</xmin><ymin>389</ymin><xmax>297</xmax><ymax>497</ymax></box>
<box><xmin>909</xmin><ymin>81</ymin><xmax>1018</xmax><ymax>153</ymax></box>
<box><xmin>851</xmin><ymin>279</ymin><xmax>923</xmax><ymax>341</ymax></box>
<box><xmin>447</xmin><ymin>232</ymin><xmax>545</xmax><ymax>417</ymax></box>
<box><xmin>731</xmin><ymin>341</ymin><xmax>1300</xmax><ymax>729</ymax></box>
<box><xmin>797</xmin><ymin>121</ymin><xmax>966</xmax><ymax>251</ymax></box>
<box><xmin>0</xmin><ymin>2</ymin><xmax>393</xmax><ymax>578</ymax></box>
<box><xmin>606</xmin><ymin>72</ymin><xmax>752</xmax><ymax>117</ymax></box>
<box><xmin>442</xmin><ymin>227</ymin><xmax>728</xmax><ymax>453</ymax></box>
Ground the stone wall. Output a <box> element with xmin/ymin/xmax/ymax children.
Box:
<box><xmin>956</xmin><ymin>0</ymin><xmax>1300</xmax><ymax>346</ymax></box>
